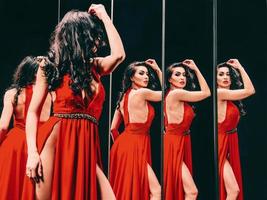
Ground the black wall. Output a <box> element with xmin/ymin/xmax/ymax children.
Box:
<box><xmin>0</xmin><ymin>0</ymin><xmax>266</xmax><ymax>199</ymax></box>
<box><xmin>218</xmin><ymin>1</ymin><xmax>267</xmax><ymax>199</ymax></box>
<box><xmin>166</xmin><ymin>0</ymin><xmax>215</xmax><ymax>199</ymax></box>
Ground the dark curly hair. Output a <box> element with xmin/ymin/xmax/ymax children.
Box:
<box><xmin>43</xmin><ymin>10</ymin><xmax>108</xmax><ymax>97</ymax></box>
<box><xmin>217</xmin><ymin>62</ymin><xmax>246</xmax><ymax>116</ymax></box>
<box><xmin>116</xmin><ymin>61</ymin><xmax>160</xmax><ymax>109</ymax></box>
<box><xmin>165</xmin><ymin>62</ymin><xmax>196</xmax><ymax>92</ymax></box>
<box><xmin>8</xmin><ymin>56</ymin><xmax>39</xmax><ymax>105</ymax></box>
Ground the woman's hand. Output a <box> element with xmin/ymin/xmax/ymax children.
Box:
<box><xmin>88</xmin><ymin>4</ymin><xmax>108</xmax><ymax>21</ymax></box>
<box><xmin>26</xmin><ymin>151</ymin><xmax>43</xmax><ymax>182</ymax></box>
<box><xmin>226</xmin><ymin>59</ymin><xmax>243</xmax><ymax>70</ymax></box>
<box><xmin>182</xmin><ymin>59</ymin><xmax>198</xmax><ymax>71</ymax></box>
<box><xmin>145</xmin><ymin>59</ymin><xmax>160</xmax><ymax>72</ymax></box>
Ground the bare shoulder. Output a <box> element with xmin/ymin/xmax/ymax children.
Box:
<box><xmin>135</xmin><ymin>88</ymin><xmax>152</xmax><ymax>95</ymax></box>
<box><xmin>217</xmin><ymin>88</ymin><xmax>227</xmax><ymax>93</ymax></box>
<box><xmin>169</xmin><ymin>88</ymin><xmax>186</xmax><ymax>98</ymax></box>
<box><xmin>217</xmin><ymin>88</ymin><xmax>228</xmax><ymax>98</ymax></box>
<box><xmin>4</xmin><ymin>88</ymin><xmax>17</xmax><ymax>102</ymax></box>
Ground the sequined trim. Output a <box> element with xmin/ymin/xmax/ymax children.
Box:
<box><xmin>54</xmin><ymin>113</ymin><xmax>98</xmax><ymax>125</ymax></box>
<box><xmin>183</xmin><ymin>130</ymin><xmax>191</xmax><ymax>136</ymax></box>
<box><xmin>226</xmin><ymin>128</ymin><xmax>237</xmax><ymax>134</ymax></box>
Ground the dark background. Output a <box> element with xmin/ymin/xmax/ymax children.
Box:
<box><xmin>166</xmin><ymin>0</ymin><xmax>215</xmax><ymax>199</ymax></box>
<box><xmin>218</xmin><ymin>0</ymin><xmax>267</xmax><ymax>199</ymax></box>
<box><xmin>0</xmin><ymin>0</ymin><xmax>163</xmax><ymax>184</ymax></box>
<box><xmin>0</xmin><ymin>0</ymin><xmax>266</xmax><ymax>200</ymax></box>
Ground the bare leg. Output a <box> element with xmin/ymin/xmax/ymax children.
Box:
<box><xmin>96</xmin><ymin>164</ymin><xmax>116</xmax><ymax>200</ymax></box>
<box><xmin>147</xmin><ymin>164</ymin><xmax>161</xmax><ymax>200</ymax></box>
<box><xmin>182</xmin><ymin>162</ymin><xmax>198</xmax><ymax>200</ymax></box>
<box><xmin>223</xmin><ymin>159</ymin><xmax>240</xmax><ymax>200</ymax></box>
<box><xmin>35</xmin><ymin>122</ymin><xmax>60</xmax><ymax>200</ymax></box>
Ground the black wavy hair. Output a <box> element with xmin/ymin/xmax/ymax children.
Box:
<box><xmin>165</xmin><ymin>62</ymin><xmax>196</xmax><ymax>92</ymax></box>
<box><xmin>8</xmin><ymin>56</ymin><xmax>39</xmax><ymax>105</ymax></box>
<box><xmin>116</xmin><ymin>61</ymin><xmax>160</xmax><ymax>109</ymax></box>
<box><xmin>43</xmin><ymin>10</ymin><xmax>108</xmax><ymax>97</ymax></box>
<box><xmin>217</xmin><ymin>62</ymin><xmax>246</xmax><ymax>116</ymax></box>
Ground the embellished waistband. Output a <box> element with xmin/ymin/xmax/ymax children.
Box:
<box><xmin>226</xmin><ymin>128</ymin><xmax>237</xmax><ymax>134</ymax></box>
<box><xmin>183</xmin><ymin>130</ymin><xmax>191</xmax><ymax>136</ymax></box>
<box><xmin>53</xmin><ymin>113</ymin><xmax>98</xmax><ymax>125</ymax></box>
<box><xmin>165</xmin><ymin>129</ymin><xmax>191</xmax><ymax>136</ymax></box>
<box><xmin>124</xmin><ymin>130</ymin><xmax>150</xmax><ymax>135</ymax></box>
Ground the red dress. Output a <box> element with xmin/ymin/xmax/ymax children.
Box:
<box><xmin>27</xmin><ymin>67</ymin><xmax>105</xmax><ymax>200</ymax></box>
<box><xmin>110</xmin><ymin>89</ymin><xmax>155</xmax><ymax>200</ymax></box>
<box><xmin>218</xmin><ymin>101</ymin><xmax>243</xmax><ymax>200</ymax></box>
<box><xmin>164</xmin><ymin>92</ymin><xmax>195</xmax><ymax>199</ymax></box>
<box><xmin>0</xmin><ymin>85</ymin><xmax>37</xmax><ymax>200</ymax></box>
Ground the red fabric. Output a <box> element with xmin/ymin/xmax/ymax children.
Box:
<box><xmin>111</xmin><ymin>129</ymin><xmax>120</xmax><ymax>141</ymax></box>
<box><xmin>52</xmin><ymin>67</ymin><xmax>105</xmax><ymax>121</ymax></box>
<box><xmin>110</xmin><ymin>89</ymin><xmax>155</xmax><ymax>200</ymax></box>
<box><xmin>0</xmin><ymin>86</ymin><xmax>36</xmax><ymax>200</ymax></box>
<box><xmin>218</xmin><ymin>101</ymin><xmax>243</xmax><ymax>200</ymax></box>
<box><xmin>164</xmin><ymin>90</ymin><xmax>195</xmax><ymax>199</ymax></box>
<box><xmin>42</xmin><ymin>67</ymin><xmax>105</xmax><ymax>200</ymax></box>
<box><xmin>23</xmin><ymin>66</ymin><xmax>105</xmax><ymax>200</ymax></box>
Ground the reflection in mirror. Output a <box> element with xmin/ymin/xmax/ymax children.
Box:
<box><xmin>218</xmin><ymin>1</ymin><xmax>267</xmax><ymax>199</ymax></box>
<box><xmin>217</xmin><ymin>59</ymin><xmax>255</xmax><ymax>200</ymax></box>
<box><xmin>164</xmin><ymin>60</ymin><xmax>210</xmax><ymax>199</ymax></box>
<box><xmin>108</xmin><ymin>0</ymin><xmax>163</xmax><ymax>199</ymax></box>
<box><xmin>164</xmin><ymin>0</ymin><xmax>215</xmax><ymax>199</ymax></box>
<box><xmin>0</xmin><ymin>0</ymin><xmax>58</xmax><ymax>199</ymax></box>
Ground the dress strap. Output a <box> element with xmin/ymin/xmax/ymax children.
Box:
<box><xmin>123</xmin><ymin>89</ymin><xmax>131</xmax><ymax>125</ymax></box>
<box><xmin>164</xmin><ymin>90</ymin><xmax>170</xmax><ymax>125</ymax></box>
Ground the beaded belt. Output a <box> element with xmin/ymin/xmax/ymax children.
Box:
<box><xmin>226</xmin><ymin>128</ymin><xmax>237</xmax><ymax>134</ymax></box>
<box><xmin>183</xmin><ymin>130</ymin><xmax>191</xmax><ymax>136</ymax></box>
<box><xmin>54</xmin><ymin>113</ymin><xmax>98</xmax><ymax>125</ymax></box>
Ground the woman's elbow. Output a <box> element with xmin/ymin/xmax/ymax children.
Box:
<box><xmin>251</xmin><ymin>88</ymin><xmax>256</xmax><ymax>95</ymax></box>
<box><xmin>110</xmin><ymin>127</ymin><xmax>115</xmax><ymax>133</ymax></box>
<box><xmin>246</xmin><ymin>88</ymin><xmax>256</xmax><ymax>96</ymax></box>
<box><xmin>206</xmin><ymin>90</ymin><xmax>211</xmax><ymax>97</ymax></box>
<box><xmin>116</xmin><ymin>52</ymin><xmax>126</xmax><ymax>63</ymax></box>
<box><xmin>203</xmin><ymin>90</ymin><xmax>211</xmax><ymax>99</ymax></box>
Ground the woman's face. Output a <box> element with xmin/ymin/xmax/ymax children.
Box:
<box><xmin>169</xmin><ymin>67</ymin><xmax>187</xmax><ymax>89</ymax></box>
<box><xmin>131</xmin><ymin>66</ymin><xmax>149</xmax><ymax>88</ymax></box>
<box><xmin>217</xmin><ymin>67</ymin><xmax>231</xmax><ymax>88</ymax></box>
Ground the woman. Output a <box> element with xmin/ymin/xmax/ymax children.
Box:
<box><xmin>164</xmin><ymin>59</ymin><xmax>210</xmax><ymax>200</ymax></box>
<box><xmin>110</xmin><ymin>59</ymin><xmax>162</xmax><ymax>200</ymax></box>
<box><xmin>217</xmin><ymin>59</ymin><xmax>255</xmax><ymax>200</ymax></box>
<box><xmin>25</xmin><ymin>4</ymin><xmax>125</xmax><ymax>200</ymax></box>
<box><xmin>0</xmin><ymin>56</ymin><xmax>52</xmax><ymax>200</ymax></box>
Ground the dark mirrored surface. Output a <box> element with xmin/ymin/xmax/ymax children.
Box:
<box><xmin>218</xmin><ymin>0</ymin><xmax>267</xmax><ymax>199</ymax></box>
<box><xmin>165</xmin><ymin>0</ymin><xmax>215</xmax><ymax>199</ymax></box>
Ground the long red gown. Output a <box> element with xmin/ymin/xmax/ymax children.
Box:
<box><xmin>25</xmin><ymin>66</ymin><xmax>105</xmax><ymax>200</ymax></box>
<box><xmin>110</xmin><ymin>89</ymin><xmax>155</xmax><ymax>200</ymax></box>
<box><xmin>164</xmin><ymin>92</ymin><xmax>195</xmax><ymax>199</ymax></box>
<box><xmin>218</xmin><ymin>101</ymin><xmax>243</xmax><ymax>200</ymax></box>
<box><xmin>0</xmin><ymin>85</ymin><xmax>37</xmax><ymax>200</ymax></box>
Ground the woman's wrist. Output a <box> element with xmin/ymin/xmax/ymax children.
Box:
<box><xmin>27</xmin><ymin>145</ymin><xmax>38</xmax><ymax>154</ymax></box>
<box><xmin>101</xmin><ymin>14</ymin><xmax>111</xmax><ymax>24</ymax></box>
<box><xmin>193</xmin><ymin>67</ymin><xmax>200</xmax><ymax>73</ymax></box>
<box><xmin>237</xmin><ymin>65</ymin><xmax>244</xmax><ymax>71</ymax></box>
<box><xmin>154</xmin><ymin>67</ymin><xmax>161</xmax><ymax>74</ymax></box>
